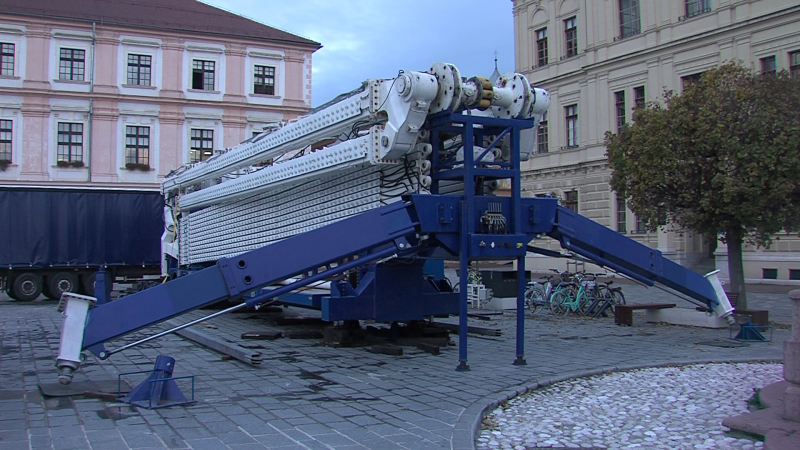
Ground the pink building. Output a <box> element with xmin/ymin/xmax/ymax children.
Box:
<box><xmin>0</xmin><ymin>0</ymin><xmax>320</xmax><ymax>188</ymax></box>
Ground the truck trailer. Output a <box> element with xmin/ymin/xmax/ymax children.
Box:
<box><xmin>0</xmin><ymin>186</ymin><xmax>163</xmax><ymax>301</ymax></box>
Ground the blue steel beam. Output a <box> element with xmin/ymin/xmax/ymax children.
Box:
<box><xmin>81</xmin><ymin>201</ymin><xmax>420</xmax><ymax>350</ymax></box>
<box><xmin>546</xmin><ymin>205</ymin><xmax>719</xmax><ymax>309</ymax></box>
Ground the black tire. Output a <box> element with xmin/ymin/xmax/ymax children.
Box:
<box><xmin>42</xmin><ymin>280</ymin><xmax>59</xmax><ymax>301</ymax></box>
<box><xmin>48</xmin><ymin>272</ymin><xmax>79</xmax><ymax>299</ymax></box>
<box><xmin>5</xmin><ymin>281</ymin><xmax>18</xmax><ymax>300</ymax></box>
<box><xmin>612</xmin><ymin>290</ymin><xmax>626</xmax><ymax>306</ymax></box>
<box><xmin>11</xmin><ymin>272</ymin><xmax>43</xmax><ymax>301</ymax></box>
<box><xmin>81</xmin><ymin>272</ymin><xmax>96</xmax><ymax>296</ymax></box>
<box><xmin>550</xmin><ymin>291</ymin><xmax>569</xmax><ymax>315</ymax></box>
<box><xmin>81</xmin><ymin>271</ymin><xmax>113</xmax><ymax>299</ymax></box>
<box><xmin>526</xmin><ymin>289</ymin><xmax>543</xmax><ymax>314</ymax></box>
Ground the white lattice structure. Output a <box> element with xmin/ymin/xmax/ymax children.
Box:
<box><xmin>161</xmin><ymin>63</ymin><xmax>550</xmax><ymax>269</ymax></box>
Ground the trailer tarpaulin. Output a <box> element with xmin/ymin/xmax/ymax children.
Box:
<box><xmin>0</xmin><ymin>188</ymin><xmax>163</xmax><ymax>268</ymax></box>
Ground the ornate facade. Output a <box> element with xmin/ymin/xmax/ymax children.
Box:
<box><xmin>0</xmin><ymin>0</ymin><xmax>320</xmax><ymax>189</ymax></box>
<box><xmin>512</xmin><ymin>0</ymin><xmax>800</xmax><ymax>283</ymax></box>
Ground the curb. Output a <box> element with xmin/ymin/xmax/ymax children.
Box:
<box><xmin>451</xmin><ymin>357</ymin><xmax>784</xmax><ymax>450</ymax></box>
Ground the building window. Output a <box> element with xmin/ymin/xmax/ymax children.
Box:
<box><xmin>762</xmin><ymin>268</ymin><xmax>778</xmax><ymax>280</ymax></box>
<box><xmin>125</xmin><ymin>126</ymin><xmax>150</xmax><ymax>167</ymax></box>
<box><xmin>563</xmin><ymin>190</ymin><xmax>578</xmax><ymax>212</ymax></box>
<box><xmin>789</xmin><ymin>269</ymin><xmax>800</xmax><ymax>281</ymax></box>
<box><xmin>565</xmin><ymin>104</ymin><xmax>578</xmax><ymax>148</ymax></box>
<box><xmin>537</xmin><ymin>112</ymin><xmax>548</xmax><ymax>154</ymax></box>
<box><xmin>536</xmin><ymin>28</ymin><xmax>549</xmax><ymax>68</ymax></box>
<box><xmin>190</xmin><ymin>129</ymin><xmax>214</xmax><ymax>162</ymax></box>
<box><xmin>126</xmin><ymin>54</ymin><xmax>152</xmax><ymax>86</ymax></box>
<box><xmin>614</xmin><ymin>91</ymin><xmax>626</xmax><ymax>133</ymax></box>
<box><xmin>617</xmin><ymin>197</ymin><xmax>627</xmax><ymax>233</ymax></box>
<box><xmin>791</xmin><ymin>51</ymin><xmax>800</xmax><ymax>77</ymax></box>
<box><xmin>633</xmin><ymin>86</ymin><xmax>645</xmax><ymax>109</ymax></box>
<box><xmin>59</xmin><ymin>48</ymin><xmax>85</xmax><ymax>81</ymax></box>
<box><xmin>684</xmin><ymin>0</ymin><xmax>711</xmax><ymax>19</ymax></box>
<box><xmin>761</xmin><ymin>56</ymin><xmax>777</xmax><ymax>75</ymax></box>
<box><xmin>254</xmin><ymin>65</ymin><xmax>275</xmax><ymax>95</ymax></box>
<box><xmin>57</xmin><ymin>123</ymin><xmax>83</xmax><ymax>164</ymax></box>
<box><xmin>564</xmin><ymin>17</ymin><xmax>578</xmax><ymax>58</ymax></box>
<box><xmin>635</xmin><ymin>214</ymin><xmax>646</xmax><ymax>233</ymax></box>
<box><xmin>191</xmin><ymin>60</ymin><xmax>215</xmax><ymax>91</ymax></box>
<box><xmin>681</xmin><ymin>73</ymin><xmax>703</xmax><ymax>89</ymax></box>
<box><xmin>0</xmin><ymin>119</ymin><xmax>11</xmax><ymax>163</ymax></box>
<box><xmin>619</xmin><ymin>0</ymin><xmax>641</xmax><ymax>39</ymax></box>
<box><xmin>0</xmin><ymin>43</ymin><xmax>14</xmax><ymax>76</ymax></box>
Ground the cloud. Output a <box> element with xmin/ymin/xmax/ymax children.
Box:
<box><xmin>203</xmin><ymin>0</ymin><xmax>515</xmax><ymax>106</ymax></box>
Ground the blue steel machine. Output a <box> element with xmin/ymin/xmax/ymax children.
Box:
<box><xmin>55</xmin><ymin>62</ymin><xmax>735</xmax><ymax>383</ymax></box>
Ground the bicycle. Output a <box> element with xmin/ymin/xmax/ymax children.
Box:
<box><xmin>575</xmin><ymin>273</ymin><xmax>602</xmax><ymax>315</ymax></box>
<box><xmin>587</xmin><ymin>278</ymin><xmax>626</xmax><ymax>317</ymax></box>
<box><xmin>549</xmin><ymin>271</ymin><xmax>581</xmax><ymax>315</ymax></box>
<box><xmin>524</xmin><ymin>270</ymin><xmax>558</xmax><ymax>313</ymax></box>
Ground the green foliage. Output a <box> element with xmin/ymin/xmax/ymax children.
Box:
<box><xmin>605</xmin><ymin>62</ymin><xmax>800</xmax><ymax>247</ymax></box>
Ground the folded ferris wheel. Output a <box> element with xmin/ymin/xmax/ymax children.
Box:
<box><xmin>161</xmin><ymin>63</ymin><xmax>550</xmax><ymax>268</ymax></box>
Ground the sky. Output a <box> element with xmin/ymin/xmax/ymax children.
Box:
<box><xmin>202</xmin><ymin>0</ymin><xmax>516</xmax><ymax>107</ymax></box>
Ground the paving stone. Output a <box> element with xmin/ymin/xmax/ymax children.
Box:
<box><xmin>0</xmin><ymin>419</ymin><xmax>26</xmax><ymax>431</ymax></box>
<box><xmin>253</xmin><ymin>433</ymin><xmax>303</xmax><ymax>447</ymax></box>
<box><xmin>123</xmin><ymin>433</ymin><xmax>166</xmax><ymax>449</ymax></box>
<box><xmin>51</xmin><ymin>435</ymin><xmax>91</xmax><ymax>450</ymax></box>
<box><xmin>3</xmin><ymin>294</ymin><xmax>792</xmax><ymax>450</ymax></box>
<box><xmin>227</xmin><ymin>443</ymin><xmax>269</xmax><ymax>450</ymax></box>
<box><xmin>203</xmin><ymin>420</ymin><xmax>241</xmax><ymax>433</ymax></box>
<box><xmin>311</xmin><ymin>432</ymin><xmax>358</xmax><ymax>447</ymax></box>
<box><xmin>82</xmin><ymin>418</ymin><xmax>117</xmax><ymax>430</ymax></box>
<box><xmin>185</xmin><ymin>438</ymin><xmax>230</xmax><ymax>450</ymax></box>
<box><xmin>174</xmin><ymin>426</ymin><xmax>213</xmax><ymax>440</ymax></box>
<box><xmin>218</xmin><ymin>431</ymin><xmax>258</xmax><ymax>445</ymax></box>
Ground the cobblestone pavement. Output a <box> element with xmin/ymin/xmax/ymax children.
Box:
<box><xmin>476</xmin><ymin>362</ymin><xmax>783</xmax><ymax>449</ymax></box>
<box><xmin>0</xmin><ymin>284</ymin><xmax>790</xmax><ymax>450</ymax></box>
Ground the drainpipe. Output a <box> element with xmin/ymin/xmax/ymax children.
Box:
<box><xmin>87</xmin><ymin>22</ymin><xmax>96</xmax><ymax>183</ymax></box>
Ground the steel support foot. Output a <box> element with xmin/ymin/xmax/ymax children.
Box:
<box><xmin>118</xmin><ymin>355</ymin><xmax>195</xmax><ymax>409</ymax></box>
<box><xmin>456</xmin><ymin>361</ymin><xmax>470</xmax><ymax>371</ymax></box>
<box><xmin>513</xmin><ymin>356</ymin><xmax>527</xmax><ymax>366</ymax></box>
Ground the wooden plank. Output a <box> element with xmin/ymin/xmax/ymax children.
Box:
<box><xmin>433</xmin><ymin>321</ymin><xmax>502</xmax><ymax>337</ymax></box>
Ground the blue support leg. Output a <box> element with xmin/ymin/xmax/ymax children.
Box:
<box><xmin>457</xmin><ymin>206</ymin><xmax>470</xmax><ymax>371</ymax></box>
<box><xmin>510</xmin><ymin>121</ymin><xmax>526</xmax><ymax>366</ymax></box>
<box><xmin>514</xmin><ymin>256</ymin><xmax>527</xmax><ymax>365</ymax></box>
<box><xmin>94</xmin><ymin>268</ymin><xmax>111</xmax><ymax>305</ymax></box>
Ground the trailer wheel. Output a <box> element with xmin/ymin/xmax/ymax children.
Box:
<box><xmin>48</xmin><ymin>272</ymin><xmax>79</xmax><ymax>299</ymax></box>
<box><xmin>42</xmin><ymin>281</ymin><xmax>59</xmax><ymax>301</ymax></box>
<box><xmin>80</xmin><ymin>272</ymin><xmax>96</xmax><ymax>296</ymax></box>
<box><xmin>5</xmin><ymin>275</ymin><xmax>18</xmax><ymax>300</ymax></box>
<box><xmin>11</xmin><ymin>273</ymin><xmax>43</xmax><ymax>301</ymax></box>
<box><xmin>81</xmin><ymin>271</ymin><xmax>112</xmax><ymax>299</ymax></box>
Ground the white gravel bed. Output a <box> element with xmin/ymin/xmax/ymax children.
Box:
<box><xmin>476</xmin><ymin>363</ymin><xmax>783</xmax><ymax>450</ymax></box>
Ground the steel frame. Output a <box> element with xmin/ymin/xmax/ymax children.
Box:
<box><xmin>66</xmin><ymin>112</ymin><xmax>729</xmax><ymax>373</ymax></box>
<box><xmin>426</xmin><ymin>111</ymin><xmax>535</xmax><ymax>370</ymax></box>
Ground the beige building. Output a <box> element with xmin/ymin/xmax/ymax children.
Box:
<box><xmin>512</xmin><ymin>0</ymin><xmax>800</xmax><ymax>283</ymax></box>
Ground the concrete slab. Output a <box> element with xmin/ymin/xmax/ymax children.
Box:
<box><xmin>646</xmin><ymin>307</ymin><xmax>730</xmax><ymax>328</ymax></box>
<box><xmin>483</xmin><ymin>297</ymin><xmax>516</xmax><ymax>310</ymax></box>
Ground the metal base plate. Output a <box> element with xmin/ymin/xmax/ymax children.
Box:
<box><xmin>39</xmin><ymin>380</ymin><xmax>131</xmax><ymax>398</ymax></box>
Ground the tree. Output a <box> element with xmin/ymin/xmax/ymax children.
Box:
<box><xmin>605</xmin><ymin>62</ymin><xmax>800</xmax><ymax>309</ymax></box>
